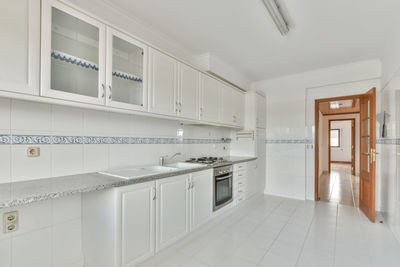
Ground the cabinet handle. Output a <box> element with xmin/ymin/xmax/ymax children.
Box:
<box><xmin>191</xmin><ymin>181</ymin><xmax>194</xmax><ymax>189</ymax></box>
<box><xmin>238</xmin><ymin>182</ymin><xmax>243</xmax><ymax>185</ymax></box>
<box><xmin>108</xmin><ymin>85</ymin><xmax>112</xmax><ymax>100</ymax></box>
<box><xmin>188</xmin><ymin>182</ymin><xmax>191</xmax><ymax>190</ymax></box>
<box><xmin>101</xmin><ymin>84</ymin><xmax>105</xmax><ymax>98</ymax></box>
<box><xmin>152</xmin><ymin>187</ymin><xmax>156</xmax><ymax>200</ymax></box>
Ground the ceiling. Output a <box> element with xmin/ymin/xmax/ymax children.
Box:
<box><xmin>102</xmin><ymin>0</ymin><xmax>400</xmax><ymax>82</ymax></box>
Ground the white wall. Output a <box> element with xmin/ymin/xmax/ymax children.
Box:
<box><xmin>253</xmin><ymin>59</ymin><xmax>381</xmax><ymax>200</ymax></box>
<box><xmin>0</xmin><ymin>98</ymin><xmax>232</xmax><ymax>267</ymax></box>
<box><xmin>330</xmin><ymin>120</ymin><xmax>352</xmax><ymax>162</ymax></box>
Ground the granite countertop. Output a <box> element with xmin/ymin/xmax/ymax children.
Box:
<box><xmin>0</xmin><ymin>157</ymin><xmax>256</xmax><ymax>209</ymax></box>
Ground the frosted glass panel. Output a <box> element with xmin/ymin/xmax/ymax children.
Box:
<box><xmin>112</xmin><ymin>35</ymin><xmax>144</xmax><ymax>106</ymax></box>
<box><xmin>50</xmin><ymin>7</ymin><xmax>99</xmax><ymax>97</ymax></box>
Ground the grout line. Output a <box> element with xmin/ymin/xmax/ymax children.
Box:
<box><xmin>332</xmin><ymin>203</ymin><xmax>338</xmax><ymax>267</ymax></box>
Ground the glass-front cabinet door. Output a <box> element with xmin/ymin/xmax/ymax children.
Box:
<box><xmin>105</xmin><ymin>27</ymin><xmax>147</xmax><ymax>111</ymax></box>
<box><xmin>40</xmin><ymin>0</ymin><xmax>106</xmax><ymax>105</ymax></box>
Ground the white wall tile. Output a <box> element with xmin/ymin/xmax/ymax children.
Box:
<box><xmin>0</xmin><ymin>145</ymin><xmax>11</xmax><ymax>184</ymax></box>
<box><xmin>108</xmin><ymin>144</ymin><xmax>134</xmax><ymax>168</ymax></box>
<box><xmin>83</xmin><ymin>109</ymin><xmax>109</xmax><ymax>135</ymax></box>
<box><xmin>83</xmin><ymin>144</ymin><xmax>108</xmax><ymax>172</ymax></box>
<box><xmin>52</xmin><ymin>105</ymin><xmax>83</xmax><ymax>135</ymax></box>
<box><xmin>0</xmin><ymin>98</ymin><xmax>10</xmax><ymax>132</ymax></box>
<box><xmin>0</xmin><ymin>238</ymin><xmax>11</xmax><ymax>267</ymax></box>
<box><xmin>11</xmin><ymin>145</ymin><xmax>51</xmax><ymax>182</ymax></box>
<box><xmin>14</xmin><ymin>200</ymin><xmax>52</xmax><ymax>236</ymax></box>
<box><xmin>52</xmin><ymin>219</ymin><xmax>83</xmax><ymax>267</ymax></box>
<box><xmin>52</xmin><ymin>194</ymin><xmax>81</xmax><ymax>225</ymax></box>
<box><xmin>11</xmin><ymin>100</ymin><xmax>51</xmax><ymax>132</ymax></box>
<box><xmin>12</xmin><ymin>228</ymin><xmax>52</xmax><ymax>267</ymax></box>
<box><xmin>52</xmin><ymin>145</ymin><xmax>83</xmax><ymax>177</ymax></box>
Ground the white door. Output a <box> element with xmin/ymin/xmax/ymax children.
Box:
<box><xmin>256</xmin><ymin>94</ymin><xmax>267</xmax><ymax>129</ymax></box>
<box><xmin>156</xmin><ymin>175</ymin><xmax>190</xmax><ymax>251</ymax></box>
<box><xmin>220</xmin><ymin>84</ymin><xmax>234</xmax><ymax>125</ymax></box>
<box><xmin>106</xmin><ymin>27</ymin><xmax>148</xmax><ymax>111</ymax></box>
<box><xmin>178</xmin><ymin>63</ymin><xmax>199</xmax><ymax>120</ymax></box>
<box><xmin>41</xmin><ymin>0</ymin><xmax>106</xmax><ymax>105</ymax></box>
<box><xmin>190</xmin><ymin>170</ymin><xmax>213</xmax><ymax>230</ymax></box>
<box><xmin>148</xmin><ymin>48</ymin><xmax>178</xmax><ymax>116</ymax></box>
<box><xmin>199</xmin><ymin>74</ymin><xmax>220</xmax><ymax>123</ymax></box>
<box><xmin>119</xmin><ymin>182</ymin><xmax>155</xmax><ymax>267</ymax></box>
<box><xmin>0</xmin><ymin>0</ymin><xmax>40</xmax><ymax>95</ymax></box>
<box><xmin>232</xmin><ymin>89</ymin><xmax>245</xmax><ymax>127</ymax></box>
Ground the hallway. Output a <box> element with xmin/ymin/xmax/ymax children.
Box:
<box><xmin>319</xmin><ymin>163</ymin><xmax>359</xmax><ymax>206</ymax></box>
<box><xmin>138</xmin><ymin>195</ymin><xmax>400</xmax><ymax>267</ymax></box>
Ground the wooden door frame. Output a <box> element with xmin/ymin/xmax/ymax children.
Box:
<box><xmin>314</xmin><ymin>93</ymin><xmax>366</xmax><ymax>201</ymax></box>
<box><xmin>328</xmin><ymin>118</ymin><xmax>356</xmax><ymax>175</ymax></box>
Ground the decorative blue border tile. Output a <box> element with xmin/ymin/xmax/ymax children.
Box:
<box><xmin>0</xmin><ymin>134</ymin><xmax>230</xmax><ymax>145</ymax></box>
<box><xmin>12</xmin><ymin>135</ymin><xmax>51</xmax><ymax>145</ymax></box>
<box><xmin>0</xmin><ymin>134</ymin><xmax>11</xmax><ymax>145</ymax></box>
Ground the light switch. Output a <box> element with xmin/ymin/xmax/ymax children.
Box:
<box><xmin>27</xmin><ymin>147</ymin><xmax>40</xmax><ymax>157</ymax></box>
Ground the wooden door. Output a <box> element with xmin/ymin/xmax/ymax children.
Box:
<box><xmin>120</xmin><ymin>182</ymin><xmax>155</xmax><ymax>267</ymax></box>
<box><xmin>156</xmin><ymin>175</ymin><xmax>190</xmax><ymax>251</ymax></box>
<box><xmin>0</xmin><ymin>0</ymin><xmax>40</xmax><ymax>95</ymax></box>
<box><xmin>359</xmin><ymin>87</ymin><xmax>376</xmax><ymax>222</ymax></box>
<box><xmin>351</xmin><ymin>120</ymin><xmax>356</xmax><ymax>175</ymax></box>
<box><xmin>148</xmin><ymin>48</ymin><xmax>178</xmax><ymax>116</ymax></box>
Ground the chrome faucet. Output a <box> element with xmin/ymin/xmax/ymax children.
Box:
<box><xmin>159</xmin><ymin>152</ymin><xmax>182</xmax><ymax>166</ymax></box>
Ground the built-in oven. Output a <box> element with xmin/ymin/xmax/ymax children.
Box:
<box><xmin>213</xmin><ymin>164</ymin><xmax>233</xmax><ymax>211</ymax></box>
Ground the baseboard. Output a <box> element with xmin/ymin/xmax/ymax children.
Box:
<box><xmin>263</xmin><ymin>190</ymin><xmax>306</xmax><ymax>200</ymax></box>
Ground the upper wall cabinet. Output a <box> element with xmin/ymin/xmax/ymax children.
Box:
<box><xmin>178</xmin><ymin>63</ymin><xmax>199</xmax><ymax>120</ymax></box>
<box><xmin>245</xmin><ymin>92</ymin><xmax>266</xmax><ymax>129</ymax></box>
<box><xmin>0</xmin><ymin>0</ymin><xmax>40</xmax><ymax>95</ymax></box>
<box><xmin>41</xmin><ymin>0</ymin><xmax>106</xmax><ymax>105</ymax></box>
<box><xmin>148</xmin><ymin>48</ymin><xmax>178</xmax><ymax>116</ymax></box>
<box><xmin>232</xmin><ymin>88</ymin><xmax>245</xmax><ymax>127</ymax></box>
<box><xmin>106</xmin><ymin>27</ymin><xmax>148</xmax><ymax>111</ymax></box>
<box><xmin>199</xmin><ymin>74</ymin><xmax>220</xmax><ymax>123</ymax></box>
<box><xmin>221</xmin><ymin>83</ymin><xmax>244</xmax><ymax>127</ymax></box>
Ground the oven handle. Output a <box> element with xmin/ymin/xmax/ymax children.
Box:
<box><xmin>215</xmin><ymin>174</ymin><xmax>233</xmax><ymax>181</ymax></box>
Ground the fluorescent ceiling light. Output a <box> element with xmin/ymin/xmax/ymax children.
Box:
<box><xmin>262</xmin><ymin>0</ymin><xmax>289</xmax><ymax>35</ymax></box>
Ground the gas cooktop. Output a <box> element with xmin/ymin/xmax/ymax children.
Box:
<box><xmin>185</xmin><ymin>157</ymin><xmax>231</xmax><ymax>166</ymax></box>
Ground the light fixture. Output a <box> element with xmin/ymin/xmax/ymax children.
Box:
<box><xmin>330</xmin><ymin>102</ymin><xmax>340</xmax><ymax>109</ymax></box>
<box><xmin>262</xmin><ymin>0</ymin><xmax>289</xmax><ymax>35</ymax></box>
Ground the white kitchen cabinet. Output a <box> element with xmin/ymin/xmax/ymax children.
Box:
<box><xmin>221</xmin><ymin>84</ymin><xmax>234</xmax><ymax>125</ymax></box>
<box><xmin>245</xmin><ymin>91</ymin><xmax>266</xmax><ymax>130</ymax></box>
<box><xmin>178</xmin><ymin>63</ymin><xmax>199</xmax><ymax>120</ymax></box>
<box><xmin>199</xmin><ymin>73</ymin><xmax>220</xmax><ymax>123</ymax></box>
<box><xmin>41</xmin><ymin>0</ymin><xmax>106</xmax><ymax>105</ymax></box>
<box><xmin>148</xmin><ymin>48</ymin><xmax>178</xmax><ymax>116</ymax></box>
<box><xmin>156</xmin><ymin>175</ymin><xmax>190</xmax><ymax>251</ymax></box>
<box><xmin>106</xmin><ymin>27</ymin><xmax>148</xmax><ymax>111</ymax></box>
<box><xmin>119</xmin><ymin>182</ymin><xmax>156</xmax><ymax>267</ymax></box>
<box><xmin>0</xmin><ymin>0</ymin><xmax>40</xmax><ymax>95</ymax></box>
<box><xmin>190</xmin><ymin>170</ymin><xmax>213</xmax><ymax>230</ymax></box>
<box><xmin>82</xmin><ymin>181</ymin><xmax>156</xmax><ymax>267</ymax></box>
<box><xmin>256</xmin><ymin>93</ymin><xmax>266</xmax><ymax>128</ymax></box>
<box><xmin>232</xmin><ymin>89</ymin><xmax>245</xmax><ymax>127</ymax></box>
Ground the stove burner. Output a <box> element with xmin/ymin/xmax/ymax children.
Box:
<box><xmin>185</xmin><ymin>157</ymin><xmax>227</xmax><ymax>165</ymax></box>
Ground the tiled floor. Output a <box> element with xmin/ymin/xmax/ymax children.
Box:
<box><xmin>319</xmin><ymin>163</ymin><xmax>359</xmax><ymax>206</ymax></box>
<box><xmin>139</xmin><ymin>194</ymin><xmax>400</xmax><ymax>267</ymax></box>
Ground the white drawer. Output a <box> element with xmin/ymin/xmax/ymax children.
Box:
<box><xmin>235</xmin><ymin>193</ymin><xmax>246</xmax><ymax>205</ymax></box>
<box><xmin>233</xmin><ymin>162</ymin><xmax>247</xmax><ymax>172</ymax></box>
<box><xmin>233</xmin><ymin>170</ymin><xmax>246</xmax><ymax>180</ymax></box>
<box><xmin>234</xmin><ymin>179</ymin><xmax>246</xmax><ymax>189</ymax></box>
<box><xmin>235</xmin><ymin>186</ymin><xmax>246</xmax><ymax>196</ymax></box>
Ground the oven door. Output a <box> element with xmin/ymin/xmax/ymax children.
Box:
<box><xmin>214</xmin><ymin>173</ymin><xmax>233</xmax><ymax>211</ymax></box>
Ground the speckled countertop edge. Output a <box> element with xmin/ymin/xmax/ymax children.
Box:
<box><xmin>0</xmin><ymin>157</ymin><xmax>257</xmax><ymax>209</ymax></box>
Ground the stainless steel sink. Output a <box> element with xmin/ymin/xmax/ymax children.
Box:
<box><xmin>141</xmin><ymin>166</ymin><xmax>178</xmax><ymax>172</ymax></box>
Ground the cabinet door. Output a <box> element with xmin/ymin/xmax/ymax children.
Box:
<box><xmin>220</xmin><ymin>84</ymin><xmax>234</xmax><ymax>125</ymax></box>
<box><xmin>178</xmin><ymin>63</ymin><xmax>199</xmax><ymax>120</ymax></box>
<box><xmin>156</xmin><ymin>175</ymin><xmax>190</xmax><ymax>251</ymax></box>
<box><xmin>200</xmin><ymin>74</ymin><xmax>220</xmax><ymax>123</ymax></box>
<box><xmin>256</xmin><ymin>94</ymin><xmax>266</xmax><ymax>128</ymax></box>
<box><xmin>148</xmin><ymin>48</ymin><xmax>178</xmax><ymax>116</ymax></box>
<box><xmin>0</xmin><ymin>0</ymin><xmax>40</xmax><ymax>95</ymax></box>
<box><xmin>191</xmin><ymin>170</ymin><xmax>213</xmax><ymax>230</ymax></box>
<box><xmin>119</xmin><ymin>182</ymin><xmax>155</xmax><ymax>267</ymax></box>
<box><xmin>41</xmin><ymin>0</ymin><xmax>106</xmax><ymax>105</ymax></box>
<box><xmin>106</xmin><ymin>27</ymin><xmax>147</xmax><ymax>111</ymax></box>
<box><xmin>233</xmin><ymin>89</ymin><xmax>245</xmax><ymax>127</ymax></box>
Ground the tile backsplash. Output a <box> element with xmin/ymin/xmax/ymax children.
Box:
<box><xmin>0</xmin><ymin>98</ymin><xmax>232</xmax><ymax>184</ymax></box>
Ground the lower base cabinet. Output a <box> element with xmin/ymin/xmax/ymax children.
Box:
<box><xmin>82</xmin><ymin>169</ymin><xmax>213</xmax><ymax>267</ymax></box>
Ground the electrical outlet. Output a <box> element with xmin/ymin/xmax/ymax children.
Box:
<box><xmin>27</xmin><ymin>147</ymin><xmax>40</xmax><ymax>157</ymax></box>
<box><xmin>3</xmin><ymin>211</ymin><xmax>18</xmax><ymax>234</ymax></box>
